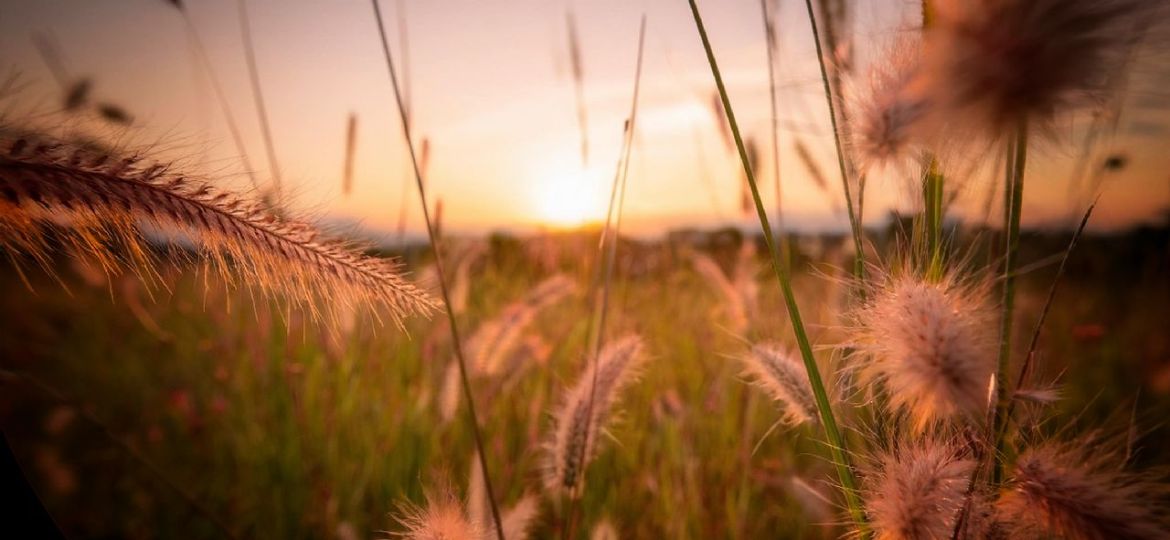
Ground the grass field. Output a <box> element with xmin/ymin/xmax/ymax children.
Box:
<box><xmin>2</xmin><ymin>225</ymin><xmax>1167</xmax><ymax>539</ymax></box>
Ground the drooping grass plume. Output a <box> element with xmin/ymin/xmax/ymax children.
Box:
<box><xmin>999</xmin><ymin>438</ymin><xmax>1170</xmax><ymax>540</ymax></box>
<box><xmin>466</xmin><ymin>274</ymin><xmax>576</xmax><ymax>376</ymax></box>
<box><xmin>0</xmin><ymin>130</ymin><xmax>435</xmax><ymax>326</ymax></box>
<box><xmin>921</xmin><ymin>0</ymin><xmax>1158</xmax><ymax>141</ymax></box>
<box><xmin>544</xmin><ymin>335</ymin><xmax>645</xmax><ymax>496</ymax></box>
<box><xmin>852</xmin><ymin>271</ymin><xmax>996</xmax><ymax>428</ymax></box>
<box><xmin>864</xmin><ymin>440</ymin><xmax>975</xmax><ymax>540</ymax></box>
<box><xmin>740</xmin><ymin>343</ymin><xmax>817</xmax><ymax>426</ymax></box>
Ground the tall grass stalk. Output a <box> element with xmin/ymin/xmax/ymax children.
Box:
<box><xmin>992</xmin><ymin>120</ymin><xmax>1028</xmax><ymax>484</ymax></box>
<box><xmin>921</xmin><ymin>2</ymin><xmax>943</xmax><ymax>282</ymax></box>
<box><xmin>368</xmin><ymin>1</ymin><xmax>505</xmax><ymax>537</ymax></box>
<box><xmin>236</xmin><ymin>0</ymin><xmax>282</xmax><ymax>198</ymax></box>
<box><xmin>172</xmin><ymin>5</ymin><xmax>262</xmax><ymax>193</ymax></box>
<box><xmin>394</xmin><ymin>0</ymin><xmax>413</xmax><ymax>248</ymax></box>
<box><xmin>923</xmin><ymin>160</ymin><xmax>945</xmax><ymax>280</ymax></box>
<box><xmin>758</xmin><ymin>0</ymin><xmax>788</xmax><ymax>266</ymax></box>
<box><xmin>566</xmin><ymin>16</ymin><xmax>646</xmax><ymax>540</ymax></box>
<box><xmin>800</xmin><ymin>0</ymin><xmax>865</xmax><ymax>287</ymax></box>
<box><xmin>685</xmin><ymin>0</ymin><xmax>868</xmax><ymax>533</ymax></box>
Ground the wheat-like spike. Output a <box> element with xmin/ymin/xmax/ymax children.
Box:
<box><xmin>0</xmin><ymin>132</ymin><xmax>436</xmax><ymax>326</ymax></box>
<box><xmin>865</xmin><ymin>440</ymin><xmax>975</xmax><ymax>540</ymax></box>
<box><xmin>741</xmin><ymin>343</ymin><xmax>818</xmax><ymax>426</ymax></box>
<box><xmin>545</xmin><ymin>335</ymin><xmax>645</xmax><ymax>496</ymax></box>
<box><xmin>999</xmin><ymin>439</ymin><xmax>1169</xmax><ymax>540</ymax></box>
<box><xmin>466</xmin><ymin>274</ymin><xmax>575</xmax><ymax>375</ymax></box>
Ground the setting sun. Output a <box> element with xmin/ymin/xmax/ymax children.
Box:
<box><xmin>533</xmin><ymin>167</ymin><xmax>606</xmax><ymax>228</ymax></box>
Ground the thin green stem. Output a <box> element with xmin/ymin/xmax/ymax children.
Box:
<box><xmin>759</xmin><ymin>0</ymin><xmax>789</xmax><ymax>267</ymax></box>
<box><xmin>801</xmin><ymin>0</ymin><xmax>865</xmax><ymax>288</ymax></box>
<box><xmin>992</xmin><ymin>120</ymin><xmax>1028</xmax><ymax>485</ymax></box>
<box><xmin>564</xmin><ymin>17</ymin><xmax>646</xmax><ymax>540</ymax></box>
<box><xmin>369</xmin><ymin>2</ymin><xmax>505</xmax><ymax>538</ymax></box>
<box><xmin>923</xmin><ymin>159</ymin><xmax>945</xmax><ymax>280</ymax></box>
<box><xmin>685</xmin><ymin>0</ymin><xmax>868</xmax><ymax>534</ymax></box>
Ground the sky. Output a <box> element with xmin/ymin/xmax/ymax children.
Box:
<box><xmin>2</xmin><ymin>0</ymin><xmax>1169</xmax><ymax>239</ymax></box>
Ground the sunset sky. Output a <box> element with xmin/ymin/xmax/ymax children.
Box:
<box><xmin>3</xmin><ymin>0</ymin><xmax>1169</xmax><ymax>238</ymax></box>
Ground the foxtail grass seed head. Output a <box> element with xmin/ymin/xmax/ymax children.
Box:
<box><xmin>852</xmin><ymin>39</ymin><xmax>930</xmax><ymax>172</ymax></box>
<box><xmin>466</xmin><ymin>274</ymin><xmax>575</xmax><ymax>375</ymax></box>
<box><xmin>0</xmin><ymin>130</ymin><xmax>436</xmax><ymax>327</ymax></box>
<box><xmin>853</xmin><ymin>273</ymin><xmax>995</xmax><ymax>428</ymax></box>
<box><xmin>999</xmin><ymin>439</ymin><xmax>1170</xmax><ymax>540</ymax></box>
<box><xmin>690</xmin><ymin>250</ymin><xmax>749</xmax><ymax>336</ymax></box>
<box><xmin>497</xmin><ymin>494</ymin><xmax>538</xmax><ymax>540</ymax></box>
<box><xmin>545</xmin><ymin>335</ymin><xmax>645</xmax><ymax>496</ymax></box>
<box><xmin>865</xmin><ymin>441</ymin><xmax>976</xmax><ymax>540</ymax></box>
<box><xmin>923</xmin><ymin>0</ymin><xmax>1158</xmax><ymax>140</ymax></box>
<box><xmin>741</xmin><ymin>343</ymin><xmax>818</xmax><ymax>426</ymax></box>
<box><xmin>392</xmin><ymin>490</ymin><xmax>482</xmax><ymax>540</ymax></box>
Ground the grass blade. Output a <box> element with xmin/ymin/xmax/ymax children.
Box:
<box><xmin>368</xmin><ymin>2</ymin><xmax>505</xmax><ymax>538</ymax></box>
<box><xmin>684</xmin><ymin>0</ymin><xmax>868</xmax><ymax>534</ymax></box>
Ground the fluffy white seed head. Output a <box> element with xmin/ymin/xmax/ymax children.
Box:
<box><xmin>852</xmin><ymin>38</ymin><xmax>932</xmax><ymax>172</ymax></box>
<box><xmin>922</xmin><ymin>0</ymin><xmax>1159</xmax><ymax>140</ymax></box>
<box><xmin>544</xmin><ymin>335</ymin><xmax>645</xmax><ymax>496</ymax></box>
<box><xmin>865</xmin><ymin>440</ymin><xmax>976</xmax><ymax>540</ymax></box>
<box><xmin>392</xmin><ymin>491</ymin><xmax>482</xmax><ymax>540</ymax></box>
<box><xmin>853</xmin><ymin>273</ymin><xmax>996</xmax><ymax>429</ymax></box>
<box><xmin>999</xmin><ymin>439</ymin><xmax>1169</xmax><ymax>540</ymax></box>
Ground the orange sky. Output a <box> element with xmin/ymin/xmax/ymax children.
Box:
<box><xmin>3</xmin><ymin>0</ymin><xmax>1169</xmax><ymax>238</ymax></box>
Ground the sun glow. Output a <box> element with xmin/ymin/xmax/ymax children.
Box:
<box><xmin>533</xmin><ymin>167</ymin><xmax>605</xmax><ymax>228</ymax></box>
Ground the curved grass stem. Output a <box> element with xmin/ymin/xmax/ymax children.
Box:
<box><xmin>685</xmin><ymin>0</ymin><xmax>868</xmax><ymax>534</ymax></box>
<box><xmin>801</xmin><ymin>0</ymin><xmax>865</xmax><ymax>289</ymax></box>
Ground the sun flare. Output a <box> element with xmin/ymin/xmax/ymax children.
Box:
<box><xmin>533</xmin><ymin>167</ymin><xmax>605</xmax><ymax>228</ymax></box>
